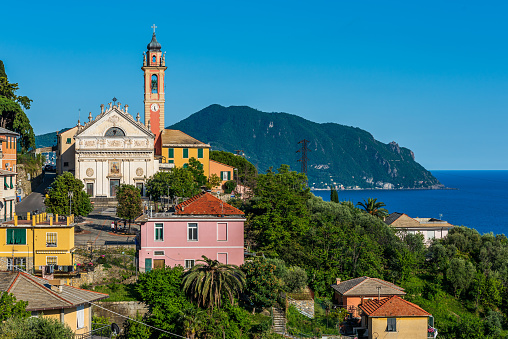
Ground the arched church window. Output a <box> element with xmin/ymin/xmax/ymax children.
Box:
<box><xmin>152</xmin><ymin>55</ymin><xmax>156</xmax><ymax>64</ymax></box>
<box><xmin>151</xmin><ymin>74</ymin><xmax>158</xmax><ymax>94</ymax></box>
<box><xmin>105</xmin><ymin>127</ymin><xmax>126</xmax><ymax>137</ymax></box>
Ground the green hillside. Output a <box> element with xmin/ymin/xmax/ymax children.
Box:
<box><xmin>35</xmin><ymin>128</ymin><xmax>69</xmax><ymax>149</ymax></box>
<box><xmin>169</xmin><ymin>104</ymin><xmax>441</xmax><ymax>189</ymax></box>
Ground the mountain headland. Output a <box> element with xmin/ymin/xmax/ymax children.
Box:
<box><xmin>169</xmin><ymin>104</ymin><xmax>442</xmax><ymax>189</ymax></box>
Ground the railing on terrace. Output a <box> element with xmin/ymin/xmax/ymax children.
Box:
<box><xmin>74</xmin><ymin>324</ymin><xmax>112</xmax><ymax>339</ymax></box>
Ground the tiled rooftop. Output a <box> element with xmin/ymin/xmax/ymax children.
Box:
<box><xmin>359</xmin><ymin>295</ymin><xmax>430</xmax><ymax>317</ymax></box>
<box><xmin>161</xmin><ymin>129</ymin><xmax>210</xmax><ymax>146</ymax></box>
<box><xmin>331</xmin><ymin>276</ymin><xmax>405</xmax><ymax>296</ymax></box>
<box><xmin>174</xmin><ymin>192</ymin><xmax>244</xmax><ymax>216</ymax></box>
<box><xmin>0</xmin><ymin>271</ymin><xmax>108</xmax><ymax>311</ymax></box>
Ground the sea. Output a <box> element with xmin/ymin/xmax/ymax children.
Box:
<box><xmin>312</xmin><ymin>170</ymin><xmax>508</xmax><ymax>236</ymax></box>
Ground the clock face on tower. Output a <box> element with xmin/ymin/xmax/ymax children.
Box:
<box><xmin>150</xmin><ymin>103</ymin><xmax>160</xmax><ymax>112</ymax></box>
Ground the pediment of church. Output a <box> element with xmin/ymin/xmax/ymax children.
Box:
<box><xmin>75</xmin><ymin>105</ymin><xmax>155</xmax><ymax>151</ymax></box>
<box><xmin>76</xmin><ymin>105</ymin><xmax>155</xmax><ymax>140</ymax></box>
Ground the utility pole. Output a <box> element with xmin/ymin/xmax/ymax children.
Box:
<box><xmin>297</xmin><ymin>139</ymin><xmax>310</xmax><ymax>175</ymax></box>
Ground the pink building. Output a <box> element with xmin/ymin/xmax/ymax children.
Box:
<box><xmin>138</xmin><ymin>192</ymin><xmax>245</xmax><ymax>272</ymax></box>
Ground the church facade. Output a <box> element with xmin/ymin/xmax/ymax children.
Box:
<box><xmin>74</xmin><ymin>104</ymin><xmax>157</xmax><ymax>197</ymax></box>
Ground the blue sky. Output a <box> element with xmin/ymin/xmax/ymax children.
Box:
<box><xmin>1</xmin><ymin>1</ymin><xmax>506</xmax><ymax>170</ymax></box>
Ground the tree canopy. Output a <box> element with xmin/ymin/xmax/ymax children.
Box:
<box><xmin>44</xmin><ymin>172</ymin><xmax>93</xmax><ymax>216</ymax></box>
<box><xmin>116</xmin><ymin>184</ymin><xmax>143</xmax><ymax>230</ymax></box>
<box><xmin>0</xmin><ymin>61</ymin><xmax>35</xmax><ymax>151</ymax></box>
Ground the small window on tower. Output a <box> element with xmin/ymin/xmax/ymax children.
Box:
<box><xmin>152</xmin><ymin>55</ymin><xmax>156</xmax><ymax>64</ymax></box>
<box><xmin>151</xmin><ymin>75</ymin><xmax>158</xmax><ymax>94</ymax></box>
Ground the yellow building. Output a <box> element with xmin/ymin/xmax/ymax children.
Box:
<box><xmin>0</xmin><ymin>214</ymin><xmax>75</xmax><ymax>275</ymax></box>
<box><xmin>160</xmin><ymin>129</ymin><xmax>210</xmax><ymax>176</ymax></box>
<box><xmin>359</xmin><ymin>295</ymin><xmax>434</xmax><ymax>339</ymax></box>
<box><xmin>0</xmin><ymin>271</ymin><xmax>108</xmax><ymax>335</ymax></box>
<box><xmin>56</xmin><ymin>125</ymin><xmax>79</xmax><ymax>175</ymax></box>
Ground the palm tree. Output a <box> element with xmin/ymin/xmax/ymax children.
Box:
<box><xmin>356</xmin><ymin>198</ymin><xmax>389</xmax><ymax>219</ymax></box>
<box><xmin>178</xmin><ymin>306</ymin><xmax>205</xmax><ymax>339</ymax></box>
<box><xmin>182</xmin><ymin>256</ymin><xmax>246</xmax><ymax>311</ymax></box>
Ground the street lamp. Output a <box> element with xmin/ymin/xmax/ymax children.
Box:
<box><xmin>68</xmin><ymin>191</ymin><xmax>73</xmax><ymax>216</ymax></box>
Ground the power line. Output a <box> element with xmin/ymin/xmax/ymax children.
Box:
<box><xmin>0</xmin><ymin>258</ymin><xmax>188</xmax><ymax>339</ymax></box>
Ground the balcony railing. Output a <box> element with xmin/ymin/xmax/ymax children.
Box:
<box><xmin>74</xmin><ymin>324</ymin><xmax>111</xmax><ymax>339</ymax></box>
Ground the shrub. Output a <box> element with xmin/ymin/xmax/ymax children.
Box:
<box><xmin>284</xmin><ymin>266</ymin><xmax>308</xmax><ymax>292</ymax></box>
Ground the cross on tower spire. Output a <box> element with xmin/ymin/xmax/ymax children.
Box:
<box><xmin>151</xmin><ymin>24</ymin><xmax>157</xmax><ymax>33</ymax></box>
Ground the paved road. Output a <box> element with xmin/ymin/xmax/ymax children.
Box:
<box><xmin>15</xmin><ymin>172</ymin><xmax>56</xmax><ymax>216</ymax></box>
<box><xmin>75</xmin><ymin>207</ymin><xmax>139</xmax><ymax>247</ymax></box>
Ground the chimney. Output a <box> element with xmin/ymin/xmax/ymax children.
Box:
<box><xmin>336</xmin><ymin>277</ymin><xmax>341</xmax><ymax>285</ymax></box>
<box><xmin>49</xmin><ymin>279</ymin><xmax>64</xmax><ymax>293</ymax></box>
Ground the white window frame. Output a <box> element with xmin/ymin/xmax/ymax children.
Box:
<box><xmin>46</xmin><ymin>232</ymin><xmax>57</xmax><ymax>247</ymax></box>
<box><xmin>154</xmin><ymin>223</ymin><xmax>164</xmax><ymax>241</ymax></box>
<box><xmin>188</xmin><ymin>223</ymin><xmax>198</xmax><ymax>241</ymax></box>
<box><xmin>46</xmin><ymin>256</ymin><xmax>57</xmax><ymax>265</ymax></box>
<box><xmin>221</xmin><ymin>171</ymin><xmax>229</xmax><ymax>181</ymax></box>
<box><xmin>6</xmin><ymin>258</ymin><xmax>24</xmax><ymax>270</ymax></box>
<box><xmin>185</xmin><ymin>259</ymin><xmax>195</xmax><ymax>269</ymax></box>
<box><xmin>217</xmin><ymin>222</ymin><xmax>228</xmax><ymax>241</ymax></box>
<box><xmin>77</xmin><ymin>304</ymin><xmax>84</xmax><ymax>329</ymax></box>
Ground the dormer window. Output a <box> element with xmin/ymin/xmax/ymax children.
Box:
<box><xmin>105</xmin><ymin>127</ymin><xmax>125</xmax><ymax>137</ymax></box>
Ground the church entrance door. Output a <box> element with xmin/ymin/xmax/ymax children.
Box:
<box><xmin>110</xmin><ymin>179</ymin><xmax>120</xmax><ymax>197</ymax></box>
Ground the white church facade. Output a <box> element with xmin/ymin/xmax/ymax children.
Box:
<box><xmin>74</xmin><ymin>103</ymin><xmax>158</xmax><ymax>198</ymax></box>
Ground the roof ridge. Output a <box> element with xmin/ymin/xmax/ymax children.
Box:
<box><xmin>20</xmin><ymin>272</ymin><xmax>73</xmax><ymax>306</ymax></box>
<box><xmin>6</xmin><ymin>272</ymin><xmax>20</xmax><ymax>292</ymax></box>
<box><xmin>209</xmin><ymin>159</ymin><xmax>235</xmax><ymax>168</ymax></box>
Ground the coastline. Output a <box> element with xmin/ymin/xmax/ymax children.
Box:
<box><xmin>311</xmin><ymin>187</ymin><xmax>457</xmax><ymax>191</ymax></box>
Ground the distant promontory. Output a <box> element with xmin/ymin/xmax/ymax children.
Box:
<box><xmin>169</xmin><ymin>104</ymin><xmax>442</xmax><ymax>190</ymax></box>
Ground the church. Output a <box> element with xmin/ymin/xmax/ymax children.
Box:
<box><xmin>72</xmin><ymin>29</ymin><xmax>213</xmax><ymax>198</ymax></box>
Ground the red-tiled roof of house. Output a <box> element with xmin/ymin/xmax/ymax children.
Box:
<box><xmin>174</xmin><ymin>192</ymin><xmax>244</xmax><ymax>216</ymax></box>
<box><xmin>359</xmin><ymin>295</ymin><xmax>430</xmax><ymax>317</ymax></box>
<box><xmin>331</xmin><ymin>276</ymin><xmax>405</xmax><ymax>296</ymax></box>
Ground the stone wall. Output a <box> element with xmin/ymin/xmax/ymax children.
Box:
<box><xmin>17</xmin><ymin>164</ymin><xmax>43</xmax><ymax>199</ymax></box>
<box><xmin>287</xmin><ymin>298</ymin><xmax>315</xmax><ymax>318</ymax></box>
<box><xmin>92</xmin><ymin>301</ymin><xmax>149</xmax><ymax>326</ymax></box>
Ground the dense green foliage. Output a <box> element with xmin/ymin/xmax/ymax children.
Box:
<box><xmin>116</xmin><ymin>184</ymin><xmax>143</xmax><ymax>230</ymax></box>
<box><xmin>210</xmin><ymin>150</ymin><xmax>258</xmax><ymax>185</ymax></box>
<box><xmin>0</xmin><ymin>292</ymin><xmax>29</xmax><ymax>322</ymax></box>
<box><xmin>0</xmin><ymin>61</ymin><xmax>35</xmax><ymax>152</ymax></box>
<box><xmin>0</xmin><ymin>314</ymin><xmax>74</xmax><ymax>338</ymax></box>
<box><xmin>169</xmin><ymin>104</ymin><xmax>440</xmax><ymax>189</ymax></box>
<box><xmin>146</xmin><ymin>166</ymin><xmax>201</xmax><ymax>201</ymax></box>
<box><xmin>130</xmin><ymin>266</ymin><xmax>282</xmax><ymax>338</ymax></box>
<box><xmin>44</xmin><ymin>172</ymin><xmax>93</xmax><ymax>216</ymax></box>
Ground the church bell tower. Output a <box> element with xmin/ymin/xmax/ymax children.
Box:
<box><xmin>142</xmin><ymin>25</ymin><xmax>166</xmax><ymax>154</ymax></box>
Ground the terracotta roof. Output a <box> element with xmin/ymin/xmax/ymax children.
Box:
<box><xmin>161</xmin><ymin>129</ymin><xmax>210</xmax><ymax>147</ymax></box>
<box><xmin>331</xmin><ymin>276</ymin><xmax>405</xmax><ymax>296</ymax></box>
<box><xmin>0</xmin><ymin>271</ymin><xmax>108</xmax><ymax>311</ymax></box>
<box><xmin>359</xmin><ymin>295</ymin><xmax>430</xmax><ymax>317</ymax></box>
<box><xmin>174</xmin><ymin>192</ymin><xmax>244</xmax><ymax>216</ymax></box>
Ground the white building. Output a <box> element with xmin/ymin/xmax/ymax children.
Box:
<box><xmin>74</xmin><ymin>103</ymin><xmax>158</xmax><ymax>197</ymax></box>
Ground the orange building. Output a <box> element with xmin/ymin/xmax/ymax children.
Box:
<box><xmin>0</xmin><ymin>127</ymin><xmax>19</xmax><ymax>172</ymax></box>
<box><xmin>209</xmin><ymin>160</ymin><xmax>235</xmax><ymax>192</ymax></box>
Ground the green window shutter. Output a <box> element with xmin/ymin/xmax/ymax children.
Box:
<box><xmin>220</xmin><ymin>171</ymin><xmax>224</xmax><ymax>180</ymax></box>
<box><xmin>198</xmin><ymin>148</ymin><xmax>203</xmax><ymax>159</ymax></box>
<box><xmin>145</xmin><ymin>258</ymin><xmax>152</xmax><ymax>272</ymax></box>
<box><xmin>4</xmin><ymin>177</ymin><xmax>7</xmax><ymax>189</ymax></box>
<box><xmin>228</xmin><ymin>171</ymin><xmax>231</xmax><ymax>180</ymax></box>
<box><xmin>168</xmin><ymin>148</ymin><xmax>174</xmax><ymax>158</ymax></box>
<box><xmin>183</xmin><ymin>163</ymin><xmax>188</xmax><ymax>169</ymax></box>
<box><xmin>168</xmin><ymin>160</ymin><xmax>174</xmax><ymax>164</ymax></box>
<box><xmin>183</xmin><ymin>148</ymin><xmax>189</xmax><ymax>158</ymax></box>
<box><xmin>7</xmin><ymin>229</ymin><xmax>26</xmax><ymax>244</ymax></box>
<box><xmin>10</xmin><ymin>176</ymin><xmax>13</xmax><ymax>188</ymax></box>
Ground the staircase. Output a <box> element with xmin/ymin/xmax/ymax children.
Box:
<box><xmin>272</xmin><ymin>307</ymin><xmax>286</xmax><ymax>334</ymax></box>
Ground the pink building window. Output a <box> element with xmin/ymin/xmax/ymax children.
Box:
<box><xmin>185</xmin><ymin>259</ymin><xmax>195</xmax><ymax>269</ymax></box>
<box><xmin>188</xmin><ymin>223</ymin><xmax>198</xmax><ymax>241</ymax></box>
<box><xmin>155</xmin><ymin>223</ymin><xmax>163</xmax><ymax>241</ymax></box>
